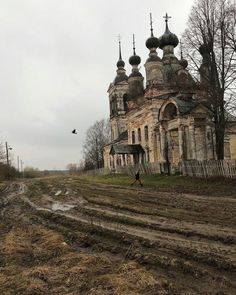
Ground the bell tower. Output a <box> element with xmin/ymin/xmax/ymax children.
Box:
<box><xmin>108</xmin><ymin>38</ymin><xmax>129</xmax><ymax>141</ymax></box>
<box><xmin>128</xmin><ymin>34</ymin><xmax>144</xmax><ymax>100</ymax></box>
<box><xmin>144</xmin><ymin>13</ymin><xmax>163</xmax><ymax>86</ymax></box>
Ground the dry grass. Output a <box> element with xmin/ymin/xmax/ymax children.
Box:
<box><xmin>0</xmin><ymin>221</ymin><xmax>167</xmax><ymax>295</ymax></box>
<box><xmin>112</xmin><ymin>262</ymin><xmax>167</xmax><ymax>294</ymax></box>
<box><xmin>0</xmin><ymin>225</ymin><xmax>69</xmax><ymax>265</ymax></box>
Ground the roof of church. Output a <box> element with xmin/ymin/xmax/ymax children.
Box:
<box><xmin>110</xmin><ymin>144</ymin><xmax>145</xmax><ymax>155</ymax></box>
<box><xmin>113</xmin><ymin>73</ymin><xmax>128</xmax><ymax>85</ymax></box>
<box><xmin>163</xmin><ymin>63</ymin><xmax>183</xmax><ymax>81</ymax></box>
<box><xmin>173</xmin><ymin>97</ymin><xmax>199</xmax><ymax>115</ymax></box>
<box><xmin>106</xmin><ymin>130</ymin><xmax>128</xmax><ymax>146</ymax></box>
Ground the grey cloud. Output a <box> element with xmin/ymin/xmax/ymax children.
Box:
<box><xmin>0</xmin><ymin>0</ymin><xmax>194</xmax><ymax>170</ymax></box>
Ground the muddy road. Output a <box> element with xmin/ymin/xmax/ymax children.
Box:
<box><xmin>0</xmin><ymin>177</ymin><xmax>236</xmax><ymax>294</ymax></box>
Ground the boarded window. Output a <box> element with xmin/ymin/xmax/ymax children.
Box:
<box><xmin>144</xmin><ymin>125</ymin><xmax>148</xmax><ymax>141</ymax></box>
<box><xmin>138</xmin><ymin>128</ymin><xmax>141</xmax><ymax>141</ymax></box>
<box><xmin>123</xmin><ymin>94</ymin><xmax>128</xmax><ymax>111</ymax></box>
<box><xmin>132</xmin><ymin>131</ymin><xmax>135</xmax><ymax>143</ymax></box>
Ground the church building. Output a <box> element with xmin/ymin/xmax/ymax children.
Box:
<box><xmin>103</xmin><ymin>14</ymin><xmax>236</xmax><ymax>172</ymax></box>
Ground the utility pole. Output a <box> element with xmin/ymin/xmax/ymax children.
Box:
<box><xmin>5</xmin><ymin>142</ymin><xmax>12</xmax><ymax>180</ymax></box>
<box><xmin>17</xmin><ymin>156</ymin><xmax>20</xmax><ymax>173</ymax></box>
<box><xmin>5</xmin><ymin>142</ymin><xmax>9</xmax><ymax>167</ymax></box>
<box><xmin>17</xmin><ymin>155</ymin><xmax>21</xmax><ymax>178</ymax></box>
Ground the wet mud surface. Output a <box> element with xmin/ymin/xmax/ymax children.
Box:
<box><xmin>0</xmin><ymin>177</ymin><xmax>236</xmax><ymax>294</ymax></box>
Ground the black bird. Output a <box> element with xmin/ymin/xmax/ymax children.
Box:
<box><xmin>72</xmin><ymin>129</ymin><xmax>77</xmax><ymax>134</ymax></box>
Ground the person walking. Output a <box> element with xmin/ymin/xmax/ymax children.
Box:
<box><xmin>131</xmin><ymin>169</ymin><xmax>143</xmax><ymax>186</ymax></box>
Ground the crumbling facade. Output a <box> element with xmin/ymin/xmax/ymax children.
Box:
<box><xmin>104</xmin><ymin>15</ymin><xmax>236</xmax><ymax>172</ymax></box>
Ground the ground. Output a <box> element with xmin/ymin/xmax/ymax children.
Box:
<box><xmin>0</xmin><ymin>174</ymin><xmax>235</xmax><ymax>295</ymax></box>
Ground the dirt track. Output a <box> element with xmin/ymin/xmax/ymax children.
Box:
<box><xmin>0</xmin><ymin>177</ymin><xmax>236</xmax><ymax>294</ymax></box>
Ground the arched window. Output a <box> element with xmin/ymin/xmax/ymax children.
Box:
<box><xmin>162</xmin><ymin>103</ymin><xmax>177</xmax><ymax>120</ymax></box>
<box><xmin>138</xmin><ymin>128</ymin><xmax>141</xmax><ymax>142</ymax></box>
<box><xmin>123</xmin><ymin>94</ymin><xmax>128</xmax><ymax>111</ymax></box>
<box><xmin>132</xmin><ymin>131</ymin><xmax>135</xmax><ymax>144</ymax></box>
<box><xmin>110</xmin><ymin>95</ymin><xmax>118</xmax><ymax>115</ymax></box>
<box><xmin>144</xmin><ymin>125</ymin><xmax>149</xmax><ymax>141</ymax></box>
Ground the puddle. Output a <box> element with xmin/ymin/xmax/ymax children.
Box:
<box><xmin>77</xmin><ymin>197</ymin><xmax>87</xmax><ymax>204</ymax></box>
<box><xmin>51</xmin><ymin>202</ymin><xmax>75</xmax><ymax>211</ymax></box>
<box><xmin>55</xmin><ymin>190</ymin><xmax>62</xmax><ymax>196</ymax></box>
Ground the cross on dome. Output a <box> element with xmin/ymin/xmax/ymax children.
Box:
<box><xmin>163</xmin><ymin>13</ymin><xmax>171</xmax><ymax>23</ymax></box>
<box><xmin>116</xmin><ymin>34</ymin><xmax>125</xmax><ymax>68</ymax></box>
<box><xmin>149</xmin><ymin>13</ymin><xmax>153</xmax><ymax>36</ymax></box>
<box><xmin>132</xmin><ymin>34</ymin><xmax>136</xmax><ymax>55</ymax></box>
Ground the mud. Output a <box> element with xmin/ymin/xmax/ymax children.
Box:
<box><xmin>0</xmin><ymin>178</ymin><xmax>236</xmax><ymax>294</ymax></box>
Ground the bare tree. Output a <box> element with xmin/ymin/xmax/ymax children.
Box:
<box><xmin>24</xmin><ymin>166</ymin><xmax>40</xmax><ymax>178</ymax></box>
<box><xmin>83</xmin><ymin>119</ymin><xmax>110</xmax><ymax>170</ymax></box>
<box><xmin>0</xmin><ymin>143</ymin><xmax>7</xmax><ymax>180</ymax></box>
<box><xmin>66</xmin><ymin>163</ymin><xmax>78</xmax><ymax>174</ymax></box>
<box><xmin>182</xmin><ymin>0</ymin><xmax>236</xmax><ymax>159</ymax></box>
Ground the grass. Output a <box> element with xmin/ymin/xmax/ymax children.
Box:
<box><xmin>0</xmin><ymin>221</ymin><xmax>167</xmax><ymax>295</ymax></box>
<box><xmin>0</xmin><ymin>181</ymin><xmax>6</xmax><ymax>191</ymax></box>
<box><xmin>25</xmin><ymin>172</ymin><xmax>236</xmax><ymax>197</ymax></box>
<box><xmin>77</xmin><ymin>173</ymin><xmax>236</xmax><ymax>196</ymax></box>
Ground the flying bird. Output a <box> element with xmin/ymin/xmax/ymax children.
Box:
<box><xmin>72</xmin><ymin>129</ymin><xmax>77</xmax><ymax>134</ymax></box>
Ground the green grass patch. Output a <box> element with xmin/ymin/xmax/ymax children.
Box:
<box><xmin>77</xmin><ymin>173</ymin><xmax>236</xmax><ymax>196</ymax></box>
<box><xmin>0</xmin><ymin>182</ymin><xmax>5</xmax><ymax>190</ymax></box>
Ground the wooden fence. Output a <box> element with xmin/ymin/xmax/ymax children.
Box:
<box><xmin>82</xmin><ymin>167</ymin><xmax>110</xmax><ymax>176</ymax></box>
<box><xmin>83</xmin><ymin>160</ymin><xmax>236</xmax><ymax>178</ymax></box>
<box><xmin>181</xmin><ymin>160</ymin><xmax>236</xmax><ymax>178</ymax></box>
<box><xmin>83</xmin><ymin>162</ymin><xmax>162</xmax><ymax>176</ymax></box>
<box><xmin>115</xmin><ymin>162</ymin><xmax>162</xmax><ymax>175</ymax></box>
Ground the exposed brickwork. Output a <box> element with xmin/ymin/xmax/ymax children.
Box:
<box><xmin>104</xmin><ymin>22</ymin><xmax>236</xmax><ymax>170</ymax></box>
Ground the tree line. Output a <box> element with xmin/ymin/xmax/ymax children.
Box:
<box><xmin>0</xmin><ymin>142</ymin><xmax>42</xmax><ymax>180</ymax></box>
<box><xmin>0</xmin><ymin>142</ymin><xmax>19</xmax><ymax>180</ymax></box>
<box><xmin>67</xmin><ymin>119</ymin><xmax>111</xmax><ymax>173</ymax></box>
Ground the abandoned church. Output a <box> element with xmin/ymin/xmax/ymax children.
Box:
<box><xmin>103</xmin><ymin>14</ymin><xmax>236</xmax><ymax>173</ymax></box>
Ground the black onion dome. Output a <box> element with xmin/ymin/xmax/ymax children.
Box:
<box><xmin>116</xmin><ymin>59</ymin><xmax>125</xmax><ymax>68</ymax></box>
<box><xmin>159</xmin><ymin>25</ymin><xmax>179</xmax><ymax>49</ymax></box>
<box><xmin>146</xmin><ymin>36</ymin><xmax>159</xmax><ymax>49</ymax></box>
<box><xmin>179</xmin><ymin>58</ymin><xmax>188</xmax><ymax>69</ymax></box>
<box><xmin>116</xmin><ymin>40</ymin><xmax>125</xmax><ymax>68</ymax></box>
<box><xmin>129</xmin><ymin>34</ymin><xmax>141</xmax><ymax>66</ymax></box>
<box><xmin>129</xmin><ymin>54</ymin><xmax>141</xmax><ymax>66</ymax></box>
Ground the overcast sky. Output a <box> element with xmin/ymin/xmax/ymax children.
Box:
<box><xmin>0</xmin><ymin>0</ymin><xmax>195</xmax><ymax>170</ymax></box>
